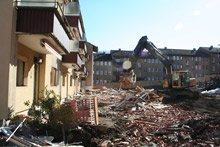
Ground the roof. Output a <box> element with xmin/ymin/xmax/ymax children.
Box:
<box><xmin>159</xmin><ymin>48</ymin><xmax>196</xmax><ymax>56</ymax></box>
<box><xmin>94</xmin><ymin>54</ymin><xmax>112</xmax><ymax>61</ymax></box>
<box><xmin>111</xmin><ymin>50</ymin><xmax>133</xmax><ymax>57</ymax></box>
<box><xmin>198</xmin><ymin>47</ymin><xmax>220</xmax><ymax>54</ymax></box>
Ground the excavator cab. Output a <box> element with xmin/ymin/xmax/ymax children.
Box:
<box><xmin>163</xmin><ymin>71</ymin><xmax>196</xmax><ymax>88</ymax></box>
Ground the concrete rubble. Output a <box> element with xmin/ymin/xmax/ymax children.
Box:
<box><xmin>85</xmin><ymin>86</ymin><xmax>220</xmax><ymax>146</ymax></box>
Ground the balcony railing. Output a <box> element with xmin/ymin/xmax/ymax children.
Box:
<box><xmin>15</xmin><ymin>0</ymin><xmax>74</xmax><ymax>39</ymax></box>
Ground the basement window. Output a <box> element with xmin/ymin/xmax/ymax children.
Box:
<box><xmin>16</xmin><ymin>59</ymin><xmax>26</xmax><ymax>86</ymax></box>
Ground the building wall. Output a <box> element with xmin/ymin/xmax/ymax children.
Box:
<box><xmin>85</xmin><ymin>45</ymin><xmax>94</xmax><ymax>90</ymax></box>
<box><xmin>0</xmin><ymin>0</ymin><xmax>16</xmax><ymax>119</ymax></box>
<box><xmin>44</xmin><ymin>54</ymin><xmax>62</xmax><ymax>96</ymax></box>
<box><xmin>15</xmin><ymin>43</ymin><xmax>40</xmax><ymax>114</ymax></box>
<box><xmin>93</xmin><ymin>61</ymin><xmax>112</xmax><ymax>84</ymax></box>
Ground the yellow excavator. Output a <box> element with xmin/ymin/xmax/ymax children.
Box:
<box><xmin>120</xmin><ymin>36</ymin><xmax>199</xmax><ymax>99</ymax></box>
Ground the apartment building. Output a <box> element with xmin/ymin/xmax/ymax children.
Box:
<box><xmin>93</xmin><ymin>53</ymin><xmax>113</xmax><ymax>84</ymax></box>
<box><xmin>0</xmin><ymin>0</ymin><xmax>97</xmax><ymax>119</ymax></box>
<box><xmin>93</xmin><ymin>47</ymin><xmax>220</xmax><ymax>88</ymax></box>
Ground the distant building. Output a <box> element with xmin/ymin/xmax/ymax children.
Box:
<box><xmin>93</xmin><ymin>53</ymin><xmax>113</xmax><ymax>84</ymax></box>
<box><xmin>93</xmin><ymin>47</ymin><xmax>220</xmax><ymax>88</ymax></box>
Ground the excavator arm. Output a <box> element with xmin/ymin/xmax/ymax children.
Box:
<box><xmin>129</xmin><ymin>36</ymin><xmax>173</xmax><ymax>88</ymax></box>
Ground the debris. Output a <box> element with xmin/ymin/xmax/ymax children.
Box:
<box><xmin>201</xmin><ymin>87</ymin><xmax>220</xmax><ymax>95</ymax></box>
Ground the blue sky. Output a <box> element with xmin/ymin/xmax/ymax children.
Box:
<box><xmin>80</xmin><ymin>0</ymin><xmax>220</xmax><ymax>52</ymax></box>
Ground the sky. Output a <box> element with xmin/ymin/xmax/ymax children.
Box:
<box><xmin>80</xmin><ymin>0</ymin><xmax>220</xmax><ymax>53</ymax></box>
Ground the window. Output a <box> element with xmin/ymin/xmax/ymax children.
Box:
<box><xmin>156</xmin><ymin>68</ymin><xmax>158</xmax><ymax>72</ymax></box>
<box><xmin>148</xmin><ymin>59</ymin><xmax>151</xmax><ymax>63</ymax></box>
<box><xmin>116</xmin><ymin>68</ymin><xmax>119</xmax><ymax>72</ymax></box>
<box><xmin>104</xmin><ymin>61</ymin><xmax>107</xmax><ymax>66</ymax></box>
<box><xmin>218</xmin><ymin>54</ymin><xmax>220</xmax><ymax>58</ymax></box>
<box><xmin>177</xmin><ymin>65</ymin><xmax>179</xmax><ymax>70</ymax></box>
<box><xmin>167</xmin><ymin>56</ymin><xmax>169</xmax><ymax>60</ymax></box>
<box><xmin>173</xmin><ymin>56</ymin><xmax>175</xmax><ymax>60</ymax></box>
<box><xmin>100</xmin><ymin>61</ymin><xmax>103</xmax><ymax>66</ymax></box>
<box><xmin>180</xmin><ymin>56</ymin><xmax>183</xmax><ymax>60</ymax></box>
<box><xmin>159</xmin><ymin>77</ymin><xmax>163</xmax><ymax>80</ymax></box>
<box><xmin>104</xmin><ymin>71</ymin><xmax>107</xmax><ymax>75</ymax></box>
<box><xmin>152</xmin><ymin>59</ymin><xmax>154</xmax><ymax>63</ymax></box>
<box><xmin>138</xmin><ymin>72</ymin><xmax>141</xmax><ymax>77</ymax></box>
<box><xmin>70</xmin><ymin>75</ymin><xmax>73</xmax><ymax>86</ymax></box>
<box><xmin>100</xmin><ymin>80</ymin><xmax>103</xmax><ymax>84</ymax></box>
<box><xmin>212</xmin><ymin>66</ymin><xmax>215</xmax><ymax>71</ymax></box>
<box><xmin>108</xmin><ymin>71</ymin><xmax>111</xmax><ymax>75</ymax></box>
<box><xmin>152</xmin><ymin>77</ymin><xmax>154</xmax><ymax>81</ymax></box>
<box><xmin>155</xmin><ymin>59</ymin><xmax>158</xmax><ymax>63</ymax></box>
<box><xmin>96</xmin><ymin>70</ymin><xmax>99</xmax><ymax>75</ymax></box>
<box><xmin>159</xmin><ymin>68</ymin><xmax>162</xmax><ymax>72</ymax></box>
<box><xmin>199</xmin><ymin>65</ymin><xmax>202</xmax><ymax>70</ymax></box>
<box><xmin>195</xmin><ymin>57</ymin><xmax>198</xmax><ymax>61</ymax></box>
<box><xmin>51</xmin><ymin>67</ymin><xmax>57</xmax><ymax>86</ymax></box>
<box><xmin>104</xmin><ymin>80</ymin><xmax>107</xmax><ymax>83</ymax></box>
<box><xmin>115</xmin><ymin>59</ymin><xmax>120</xmax><ymax>62</ymax></box>
<box><xmin>155</xmin><ymin>77</ymin><xmax>158</xmax><ymax>80</ymax></box>
<box><xmin>180</xmin><ymin>65</ymin><xmax>183</xmax><ymax>69</ymax></box>
<box><xmin>137</xmin><ymin>62</ymin><xmax>141</xmax><ymax>68</ymax></box>
<box><xmin>96</xmin><ymin>80</ymin><xmax>99</xmax><ymax>84</ymax></box>
<box><xmin>96</xmin><ymin>61</ymin><xmax>99</xmax><ymax>66</ymax></box>
<box><xmin>148</xmin><ymin>76</ymin><xmax>151</xmax><ymax>80</ymax></box>
<box><xmin>152</xmin><ymin>68</ymin><xmax>154</xmax><ymax>72</ymax></box>
<box><xmin>212</xmin><ymin>57</ymin><xmax>215</xmax><ymax>63</ymax></box>
<box><xmin>177</xmin><ymin>56</ymin><xmax>179</xmax><ymax>60</ymax></box>
<box><xmin>124</xmin><ymin>58</ymin><xmax>127</xmax><ymax>62</ymax></box>
<box><xmin>144</xmin><ymin>59</ymin><xmax>147</xmax><ymax>63</ymax></box>
<box><xmin>192</xmin><ymin>65</ymin><xmax>194</xmax><ymax>70</ymax></box>
<box><xmin>100</xmin><ymin>70</ymin><xmax>103</xmax><ymax>75</ymax></box>
<box><xmin>144</xmin><ymin>68</ymin><xmax>147</xmax><ymax>72</ymax></box>
<box><xmin>108</xmin><ymin>62</ymin><xmax>111</xmax><ymax>66</ymax></box>
<box><xmin>192</xmin><ymin>57</ymin><xmax>194</xmax><ymax>61</ymax></box>
<box><xmin>148</xmin><ymin>68</ymin><xmax>151</xmax><ymax>72</ymax></box>
<box><xmin>199</xmin><ymin>57</ymin><xmax>201</xmax><ymax>61</ymax></box>
<box><xmin>202</xmin><ymin>65</ymin><xmax>205</xmax><ymax>70</ymax></box>
<box><xmin>17</xmin><ymin>59</ymin><xmax>25</xmax><ymax>86</ymax></box>
<box><xmin>186</xmin><ymin>60</ymin><xmax>189</xmax><ymax>66</ymax></box>
<box><xmin>195</xmin><ymin>65</ymin><xmax>198</xmax><ymax>70</ymax></box>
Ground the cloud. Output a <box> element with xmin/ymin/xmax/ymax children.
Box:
<box><xmin>194</xmin><ymin>10</ymin><xmax>200</xmax><ymax>16</ymax></box>
<box><xmin>174</xmin><ymin>23</ymin><xmax>183</xmax><ymax>31</ymax></box>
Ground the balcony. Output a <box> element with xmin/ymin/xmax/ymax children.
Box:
<box><xmin>74</xmin><ymin>65</ymin><xmax>87</xmax><ymax>77</ymax></box>
<box><xmin>79</xmin><ymin>65</ymin><xmax>88</xmax><ymax>78</ymax></box>
<box><xmin>15</xmin><ymin>0</ymin><xmax>74</xmax><ymax>54</ymax></box>
<box><xmin>64</xmin><ymin>1</ymin><xmax>86</xmax><ymax>41</ymax></box>
<box><xmin>62</xmin><ymin>52</ymin><xmax>82</xmax><ymax>69</ymax></box>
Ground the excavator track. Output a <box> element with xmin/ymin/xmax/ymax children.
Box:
<box><xmin>157</xmin><ymin>87</ymin><xmax>200</xmax><ymax>103</ymax></box>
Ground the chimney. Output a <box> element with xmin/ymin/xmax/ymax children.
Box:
<box><xmin>119</xmin><ymin>48</ymin><xmax>121</xmax><ymax>51</ymax></box>
<box><xmin>209</xmin><ymin>45</ymin><xmax>213</xmax><ymax>50</ymax></box>
<box><xmin>164</xmin><ymin>47</ymin><xmax>167</xmax><ymax>50</ymax></box>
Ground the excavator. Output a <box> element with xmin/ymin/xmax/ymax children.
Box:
<box><xmin>120</xmin><ymin>36</ymin><xmax>199</xmax><ymax>99</ymax></box>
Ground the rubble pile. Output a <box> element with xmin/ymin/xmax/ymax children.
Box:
<box><xmin>1</xmin><ymin>86</ymin><xmax>219</xmax><ymax>146</ymax></box>
<box><xmin>91</xmin><ymin>86</ymin><xmax>220</xmax><ymax>146</ymax></box>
